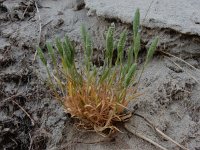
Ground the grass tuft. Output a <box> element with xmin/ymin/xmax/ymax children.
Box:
<box><xmin>37</xmin><ymin>9</ymin><xmax>158</xmax><ymax>136</ymax></box>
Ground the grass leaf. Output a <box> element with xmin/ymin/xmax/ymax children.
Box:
<box><xmin>86</xmin><ymin>34</ymin><xmax>92</xmax><ymax>59</ymax></box>
<box><xmin>99</xmin><ymin>68</ymin><xmax>110</xmax><ymax>84</ymax></box>
<box><xmin>81</xmin><ymin>25</ymin><xmax>87</xmax><ymax>50</ymax></box>
<box><xmin>37</xmin><ymin>47</ymin><xmax>47</xmax><ymax>66</ymax></box>
<box><xmin>47</xmin><ymin>42</ymin><xmax>57</xmax><ymax>67</ymax></box>
<box><xmin>127</xmin><ymin>46</ymin><xmax>134</xmax><ymax>67</ymax></box>
<box><xmin>134</xmin><ymin>33</ymin><xmax>141</xmax><ymax>63</ymax></box>
<box><xmin>63</xmin><ymin>41</ymin><xmax>72</xmax><ymax>68</ymax></box>
<box><xmin>124</xmin><ymin>63</ymin><xmax>137</xmax><ymax>88</ymax></box>
<box><xmin>56</xmin><ymin>38</ymin><xmax>64</xmax><ymax>57</ymax></box>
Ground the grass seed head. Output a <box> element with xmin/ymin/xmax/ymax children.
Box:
<box><xmin>133</xmin><ymin>8</ymin><xmax>140</xmax><ymax>38</ymax></box>
<box><xmin>117</xmin><ymin>30</ymin><xmax>127</xmax><ymax>65</ymax></box>
<box><xmin>146</xmin><ymin>37</ymin><xmax>159</xmax><ymax>64</ymax></box>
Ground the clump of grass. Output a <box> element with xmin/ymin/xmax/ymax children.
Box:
<box><xmin>37</xmin><ymin>9</ymin><xmax>158</xmax><ymax>136</ymax></box>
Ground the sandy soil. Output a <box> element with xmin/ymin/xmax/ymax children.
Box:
<box><xmin>0</xmin><ymin>0</ymin><xmax>199</xmax><ymax>150</ymax></box>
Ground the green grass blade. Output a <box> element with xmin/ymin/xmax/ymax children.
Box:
<box><xmin>53</xmin><ymin>74</ymin><xmax>65</xmax><ymax>95</ymax></box>
<box><xmin>99</xmin><ymin>68</ymin><xmax>110</xmax><ymax>84</ymax></box>
<box><xmin>86</xmin><ymin>34</ymin><xmax>92</xmax><ymax>59</ymax></box>
<box><xmin>65</xmin><ymin>36</ymin><xmax>74</xmax><ymax>62</ymax></box>
<box><xmin>127</xmin><ymin>46</ymin><xmax>134</xmax><ymax>67</ymax></box>
<box><xmin>46</xmin><ymin>42</ymin><xmax>57</xmax><ymax>67</ymax></box>
<box><xmin>85</xmin><ymin>33</ymin><xmax>93</xmax><ymax>71</ymax></box>
<box><xmin>62</xmin><ymin>41</ymin><xmax>72</xmax><ymax>69</ymax></box>
<box><xmin>121</xmin><ymin>64</ymin><xmax>128</xmax><ymax>80</ymax></box>
<box><xmin>134</xmin><ymin>33</ymin><xmax>141</xmax><ymax>63</ymax></box>
<box><xmin>62</xmin><ymin>36</ymin><xmax>75</xmax><ymax>68</ymax></box>
<box><xmin>37</xmin><ymin>47</ymin><xmax>47</xmax><ymax>66</ymax></box>
<box><xmin>81</xmin><ymin>25</ymin><xmax>87</xmax><ymax>50</ymax></box>
<box><xmin>56</xmin><ymin>38</ymin><xmax>64</xmax><ymax>57</ymax></box>
<box><xmin>124</xmin><ymin>63</ymin><xmax>137</xmax><ymax>88</ymax></box>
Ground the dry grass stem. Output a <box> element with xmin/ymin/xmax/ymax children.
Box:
<box><xmin>134</xmin><ymin>113</ymin><xmax>189</xmax><ymax>150</ymax></box>
<box><xmin>124</xmin><ymin>123</ymin><xmax>168</xmax><ymax>150</ymax></box>
<box><xmin>12</xmin><ymin>100</ymin><xmax>35</xmax><ymax>126</ymax></box>
<box><xmin>161</xmin><ymin>51</ymin><xmax>200</xmax><ymax>74</ymax></box>
<box><xmin>166</xmin><ymin>56</ymin><xmax>200</xmax><ymax>84</ymax></box>
<box><xmin>2</xmin><ymin>92</ymin><xmax>23</xmax><ymax>103</ymax></box>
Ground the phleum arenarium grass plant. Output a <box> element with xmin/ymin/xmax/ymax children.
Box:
<box><xmin>37</xmin><ymin>9</ymin><xmax>158</xmax><ymax>136</ymax></box>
